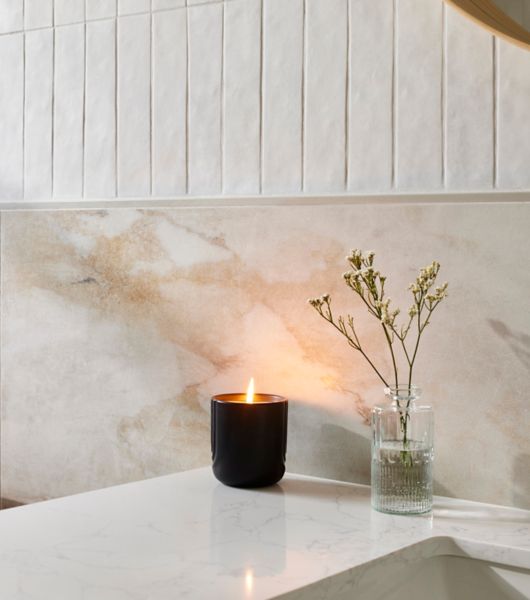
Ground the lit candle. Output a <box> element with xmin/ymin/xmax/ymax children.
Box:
<box><xmin>211</xmin><ymin>379</ymin><xmax>288</xmax><ymax>487</ymax></box>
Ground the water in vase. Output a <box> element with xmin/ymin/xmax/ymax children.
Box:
<box><xmin>371</xmin><ymin>440</ymin><xmax>433</xmax><ymax>514</ymax></box>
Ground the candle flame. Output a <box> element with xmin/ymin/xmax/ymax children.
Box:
<box><xmin>246</xmin><ymin>378</ymin><xmax>255</xmax><ymax>404</ymax></box>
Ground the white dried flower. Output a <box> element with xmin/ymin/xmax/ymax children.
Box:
<box><xmin>310</xmin><ymin>252</ymin><xmax>447</xmax><ymax>402</ymax></box>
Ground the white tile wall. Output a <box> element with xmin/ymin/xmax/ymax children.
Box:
<box><xmin>117</xmin><ymin>13</ymin><xmax>151</xmax><ymax>196</ymax></box>
<box><xmin>54</xmin><ymin>0</ymin><xmax>85</xmax><ymax>26</ymax></box>
<box><xmin>24</xmin><ymin>0</ymin><xmax>53</xmax><ymax>30</ymax></box>
<box><xmin>396</xmin><ymin>0</ymin><xmax>443</xmax><ymax>190</ymax></box>
<box><xmin>0</xmin><ymin>0</ymin><xmax>529</xmax><ymax>200</ymax></box>
<box><xmin>152</xmin><ymin>9</ymin><xmax>187</xmax><ymax>196</ymax></box>
<box><xmin>86</xmin><ymin>0</ymin><xmax>117</xmax><ymax>21</ymax></box>
<box><xmin>153</xmin><ymin>0</ymin><xmax>185</xmax><ymax>9</ymax></box>
<box><xmin>303</xmin><ymin>0</ymin><xmax>347</xmax><ymax>192</ymax></box>
<box><xmin>188</xmin><ymin>2</ymin><xmax>223</xmax><ymax>194</ymax></box>
<box><xmin>53</xmin><ymin>24</ymin><xmax>85</xmax><ymax>197</ymax></box>
<box><xmin>497</xmin><ymin>38</ymin><xmax>530</xmax><ymax>189</ymax></box>
<box><xmin>24</xmin><ymin>30</ymin><xmax>53</xmax><ymax>199</ymax></box>
<box><xmin>85</xmin><ymin>19</ymin><xmax>116</xmax><ymax>197</ymax></box>
<box><xmin>0</xmin><ymin>0</ymin><xmax>22</xmax><ymax>34</ymax></box>
<box><xmin>0</xmin><ymin>33</ymin><xmax>23</xmax><ymax>199</ymax></box>
<box><xmin>262</xmin><ymin>0</ymin><xmax>303</xmax><ymax>193</ymax></box>
<box><xmin>347</xmin><ymin>0</ymin><xmax>393</xmax><ymax>192</ymax></box>
<box><xmin>445</xmin><ymin>5</ymin><xmax>494</xmax><ymax>189</ymax></box>
<box><xmin>223</xmin><ymin>0</ymin><xmax>261</xmax><ymax>194</ymax></box>
<box><xmin>118</xmin><ymin>0</ymin><xmax>150</xmax><ymax>16</ymax></box>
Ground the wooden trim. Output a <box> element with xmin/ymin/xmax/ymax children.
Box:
<box><xmin>445</xmin><ymin>0</ymin><xmax>530</xmax><ymax>50</ymax></box>
<box><xmin>0</xmin><ymin>498</ymin><xmax>25</xmax><ymax>510</ymax></box>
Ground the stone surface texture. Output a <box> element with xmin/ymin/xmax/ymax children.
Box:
<box><xmin>0</xmin><ymin>468</ymin><xmax>529</xmax><ymax>599</ymax></box>
<box><xmin>1</xmin><ymin>199</ymin><xmax>529</xmax><ymax>509</ymax></box>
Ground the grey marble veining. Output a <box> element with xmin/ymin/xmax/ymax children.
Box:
<box><xmin>1</xmin><ymin>199</ymin><xmax>529</xmax><ymax>507</ymax></box>
<box><xmin>0</xmin><ymin>468</ymin><xmax>528</xmax><ymax>599</ymax></box>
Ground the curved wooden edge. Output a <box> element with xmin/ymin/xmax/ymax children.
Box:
<box><xmin>446</xmin><ymin>0</ymin><xmax>530</xmax><ymax>51</ymax></box>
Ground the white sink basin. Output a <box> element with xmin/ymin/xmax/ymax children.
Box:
<box><xmin>352</xmin><ymin>554</ymin><xmax>530</xmax><ymax>600</ymax></box>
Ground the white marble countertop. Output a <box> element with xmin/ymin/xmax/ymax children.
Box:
<box><xmin>0</xmin><ymin>467</ymin><xmax>529</xmax><ymax>599</ymax></box>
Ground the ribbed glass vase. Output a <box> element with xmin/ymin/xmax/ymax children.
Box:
<box><xmin>371</xmin><ymin>386</ymin><xmax>434</xmax><ymax>514</ymax></box>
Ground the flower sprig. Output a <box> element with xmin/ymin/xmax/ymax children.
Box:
<box><xmin>308</xmin><ymin>250</ymin><xmax>448</xmax><ymax>389</ymax></box>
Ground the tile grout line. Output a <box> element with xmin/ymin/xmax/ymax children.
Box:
<box><xmin>1</xmin><ymin>0</ymin><xmax>6</xmax><ymax>498</ymax></box>
<box><xmin>441</xmin><ymin>1</ymin><xmax>446</xmax><ymax>190</ymax></box>
<box><xmin>258</xmin><ymin>0</ymin><xmax>264</xmax><ymax>195</ymax></box>
<box><xmin>0</xmin><ymin>0</ymin><xmax>239</xmax><ymax>37</ymax></box>
<box><xmin>492</xmin><ymin>35</ymin><xmax>498</xmax><ymax>189</ymax></box>
<box><xmin>344</xmin><ymin>0</ymin><xmax>350</xmax><ymax>192</ymax></box>
<box><xmin>82</xmin><ymin>1</ymin><xmax>87</xmax><ymax>198</ymax></box>
<box><xmin>301</xmin><ymin>0</ymin><xmax>306</xmax><ymax>193</ymax></box>
<box><xmin>0</xmin><ymin>211</ymin><xmax>2</xmax><ymax>509</ymax></box>
<box><xmin>149</xmin><ymin>0</ymin><xmax>153</xmax><ymax>197</ymax></box>
<box><xmin>185</xmin><ymin>0</ymin><xmax>190</xmax><ymax>195</ymax></box>
<box><xmin>51</xmin><ymin>0</ymin><xmax>56</xmax><ymax>199</ymax></box>
<box><xmin>391</xmin><ymin>0</ymin><xmax>398</xmax><ymax>190</ymax></box>
<box><xmin>220</xmin><ymin>1</ymin><xmax>225</xmax><ymax>195</ymax></box>
<box><xmin>114</xmin><ymin>1</ymin><xmax>118</xmax><ymax>198</ymax></box>
<box><xmin>22</xmin><ymin>18</ymin><xmax>26</xmax><ymax>201</ymax></box>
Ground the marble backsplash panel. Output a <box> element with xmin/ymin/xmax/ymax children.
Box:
<box><xmin>1</xmin><ymin>200</ymin><xmax>529</xmax><ymax>508</ymax></box>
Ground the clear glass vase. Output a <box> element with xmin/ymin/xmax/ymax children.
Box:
<box><xmin>371</xmin><ymin>385</ymin><xmax>434</xmax><ymax>514</ymax></box>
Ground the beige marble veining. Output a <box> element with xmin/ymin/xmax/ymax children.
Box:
<box><xmin>1</xmin><ymin>201</ymin><xmax>529</xmax><ymax>508</ymax></box>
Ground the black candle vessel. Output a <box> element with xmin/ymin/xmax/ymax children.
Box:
<box><xmin>211</xmin><ymin>388</ymin><xmax>288</xmax><ymax>488</ymax></box>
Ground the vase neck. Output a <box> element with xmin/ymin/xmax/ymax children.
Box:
<box><xmin>384</xmin><ymin>385</ymin><xmax>421</xmax><ymax>404</ymax></box>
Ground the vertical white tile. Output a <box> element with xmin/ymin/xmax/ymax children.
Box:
<box><xmin>53</xmin><ymin>25</ymin><xmax>85</xmax><ymax>198</ymax></box>
<box><xmin>188</xmin><ymin>3</ymin><xmax>223</xmax><ymax>195</ymax></box>
<box><xmin>223</xmin><ymin>0</ymin><xmax>261</xmax><ymax>195</ymax></box>
<box><xmin>396</xmin><ymin>0</ymin><xmax>443</xmax><ymax>190</ymax></box>
<box><xmin>152</xmin><ymin>9</ymin><xmax>187</xmax><ymax>196</ymax></box>
<box><xmin>304</xmin><ymin>0</ymin><xmax>347</xmax><ymax>192</ymax></box>
<box><xmin>0</xmin><ymin>0</ymin><xmax>23</xmax><ymax>34</ymax></box>
<box><xmin>24</xmin><ymin>0</ymin><xmax>53</xmax><ymax>30</ymax></box>
<box><xmin>0</xmin><ymin>34</ymin><xmax>23</xmax><ymax>199</ymax></box>
<box><xmin>497</xmin><ymin>39</ymin><xmax>530</xmax><ymax>189</ymax></box>
<box><xmin>85</xmin><ymin>20</ymin><xmax>116</xmax><ymax>198</ymax></box>
<box><xmin>86</xmin><ymin>0</ymin><xmax>117</xmax><ymax>20</ymax></box>
<box><xmin>153</xmin><ymin>0</ymin><xmax>185</xmax><ymax>9</ymax></box>
<box><xmin>445</xmin><ymin>6</ymin><xmax>493</xmax><ymax>190</ymax></box>
<box><xmin>348</xmin><ymin>0</ymin><xmax>393</xmax><ymax>191</ymax></box>
<box><xmin>117</xmin><ymin>14</ymin><xmax>151</xmax><ymax>196</ymax></box>
<box><xmin>262</xmin><ymin>0</ymin><xmax>303</xmax><ymax>193</ymax></box>
<box><xmin>54</xmin><ymin>0</ymin><xmax>85</xmax><ymax>25</ymax></box>
<box><xmin>24</xmin><ymin>30</ymin><xmax>53</xmax><ymax>199</ymax></box>
<box><xmin>118</xmin><ymin>0</ymin><xmax>149</xmax><ymax>15</ymax></box>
